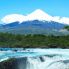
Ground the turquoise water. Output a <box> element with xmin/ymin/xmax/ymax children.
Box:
<box><xmin>0</xmin><ymin>48</ymin><xmax>69</xmax><ymax>69</ymax></box>
<box><xmin>0</xmin><ymin>48</ymin><xmax>69</xmax><ymax>61</ymax></box>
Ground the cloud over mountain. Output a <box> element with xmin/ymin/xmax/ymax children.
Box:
<box><xmin>1</xmin><ymin>9</ymin><xmax>69</xmax><ymax>25</ymax></box>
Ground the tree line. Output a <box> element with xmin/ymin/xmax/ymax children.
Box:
<box><xmin>0</xmin><ymin>32</ymin><xmax>69</xmax><ymax>48</ymax></box>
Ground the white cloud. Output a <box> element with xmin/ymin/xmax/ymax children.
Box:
<box><xmin>52</xmin><ymin>16</ymin><xmax>60</xmax><ymax>22</ymax></box>
<box><xmin>59</xmin><ymin>17</ymin><xmax>69</xmax><ymax>24</ymax></box>
<box><xmin>1</xmin><ymin>14</ymin><xmax>26</xmax><ymax>24</ymax></box>
<box><xmin>1</xmin><ymin>9</ymin><xmax>69</xmax><ymax>25</ymax></box>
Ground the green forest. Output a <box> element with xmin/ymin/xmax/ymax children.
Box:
<box><xmin>0</xmin><ymin>32</ymin><xmax>69</xmax><ymax>48</ymax></box>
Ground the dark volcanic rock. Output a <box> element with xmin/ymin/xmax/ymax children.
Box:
<box><xmin>0</xmin><ymin>57</ymin><xmax>27</xmax><ymax>69</ymax></box>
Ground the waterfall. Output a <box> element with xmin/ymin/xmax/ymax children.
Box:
<box><xmin>0</xmin><ymin>49</ymin><xmax>69</xmax><ymax>69</ymax></box>
<box><xmin>17</xmin><ymin>56</ymin><xmax>69</xmax><ymax>69</ymax></box>
<box><xmin>16</xmin><ymin>57</ymin><xmax>27</xmax><ymax>69</ymax></box>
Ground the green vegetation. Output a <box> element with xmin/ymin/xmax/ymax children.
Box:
<box><xmin>64</xmin><ymin>25</ymin><xmax>69</xmax><ymax>30</ymax></box>
<box><xmin>0</xmin><ymin>32</ymin><xmax>69</xmax><ymax>48</ymax></box>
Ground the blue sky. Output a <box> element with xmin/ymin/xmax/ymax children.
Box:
<box><xmin>0</xmin><ymin>0</ymin><xmax>69</xmax><ymax>19</ymax></box>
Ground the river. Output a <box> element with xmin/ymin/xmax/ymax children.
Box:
<box><xmin>0</xmin><ymin>48</ymin><xmax>69</xmax><ymax>69</ymax></box>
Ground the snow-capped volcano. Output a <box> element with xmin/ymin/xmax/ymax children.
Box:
<box><xmin>27</xmin><ymin>9</ymin><xmax>53</xmax><ymax>21</ymax></box>
<box><xmin>1</xmin><ymin>9</ymin><xmax>69</xmax><ymax>25</ymax></box>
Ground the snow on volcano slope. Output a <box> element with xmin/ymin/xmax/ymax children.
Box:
<box><xmin>1</xmin><ymin>9</ymin><xmax>69</xmax><ymax>25</ymax></box>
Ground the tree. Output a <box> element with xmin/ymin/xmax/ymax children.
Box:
<box><xmin>64</xmin><ymin>26</ymin><xmax>69</xmax><ymax>31</ymax></box>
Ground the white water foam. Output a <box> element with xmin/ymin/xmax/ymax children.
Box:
<box><xmin>0</xmin><ymin>49</ymin><xmax>69</xmax><ymax>69</ymax></box>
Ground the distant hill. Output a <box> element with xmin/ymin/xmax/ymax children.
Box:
<box><xmin>0</xmin><ymin>20</ymin><xmax>69</xmax><ymax>35</ymax></box>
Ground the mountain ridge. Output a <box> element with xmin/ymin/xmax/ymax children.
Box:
<box><xmin>0</xmin><ymin>20</ymin><xmax>68</xmax><ymax>35</ymax></box>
